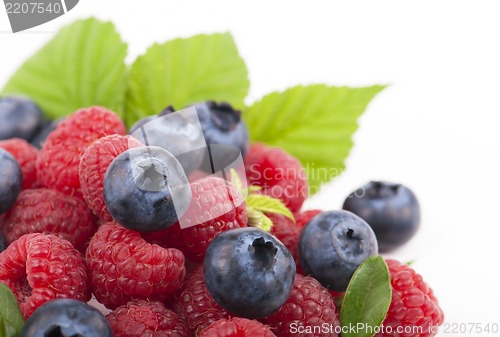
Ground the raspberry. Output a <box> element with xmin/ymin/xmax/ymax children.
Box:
<box><xmin>375</xmin><ymin>259</ymin><xmax>444</xmax><ymax>337</ymax></box>
<box><xmin>152</xmin><ymin>177</ymin><xmax>247</xmax><ymax>262</ymax></box>
<box><xmin>260</xmin><ymin>273</ymin><xmax>340</xmax><ymax>337</ymax></box>
<box><xmin>296</xmin><ymin>209</ymin><xmax>322</xmax><ymax>228</ymax></box>
<box><xmin>245</xmin><ymin>143</ymin><xmax>308</xmax><ymax>213</ymax></box>
<box><xmin>107</xmin><ymin>300</ymin><xmax>189</xmax><ymax>337</ymax></box>
<box><xmin>0</xmin><ymin>138</ymin><xmax>39</xmax><ymax>189</ymax></box>
<box><xmin>170</xmin><ymin>266</ymin><xmax>229</xmax><ymax>336</ymax></box>
<box><xmin>0</xmin><ymin>233</ymin><xmax>91</xmax><ymax>319</ymax></box>
<box><xmin>0</xmin><ymin>188</ymin><xmax>97</xmax><ymax>253</ymax></box>
<box><xmin>267</xmin><ymin>213</ymin><xmax>300</xmax><ymax>263</ymax></box>
<box><xmin>198</xmin><ymin>317</ymin><xmax>277</xmax><ymax>337</ymax></box>
<box><xmin>37</xmin><ymin>106</ymin><xmax>125</xmax><ymax>198</ymax></box>
<box><xmin>79</xmin><ymin>134</ymin><xmax>143</xmax><ymax>222</ymax></box>
<box><xmin>86</xmin><ymin>222</ymin><xmax>186</xmax><ymax>309</ymax></box>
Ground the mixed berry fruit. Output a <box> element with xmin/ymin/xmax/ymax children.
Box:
<box><xmin>0</xmin><ymin>95</ymin><xmax>443</xmax><ymax>337</ymax></box>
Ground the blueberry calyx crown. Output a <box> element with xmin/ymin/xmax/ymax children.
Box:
<box><xmin>366</xmin><ymin>181</ymin><xmax>401</xmax><ymax>198</ymax></box>
<box><xmin>207</xmin><ymin>101</ymin><xmax>242</xmax><ymax>132</ymax></box>
<box><xmin>158</xmin><ymin>105</ymin><xmax>176</xmax><ymax>117</ymax></box>
<box><xmin>249</xmin><ymin>237</ymin><xmax>278</xmax><ymax>270</ymax></box>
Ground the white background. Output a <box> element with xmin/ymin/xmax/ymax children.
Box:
<box><xmin>1</xmin><ymin>1</ymin><xmax>500</xmax><ymax>335</ymax></box>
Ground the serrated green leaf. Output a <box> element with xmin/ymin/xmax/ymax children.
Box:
<box><xmin>0</xmin><ymin>283</ymin><xmax>24</xmax><ymax>337</ymax></box>
<box><xmin>340</xmin><ymin>256</ymin><xmax>392</xmax><ymax>337</ymax></box>
<box><xmin>230</xmin><ymin>169</ymin><xmax>244</xmax><ymax>195</ymax></box>
<box><xmin>125</xmin><ymin>33</ymin><xmax>249</xmax><ymax>126</ymax></box>
<box><xmin>2</xmin><ymin>18</ymin><xmax>127</xmax><ymax>119</ymax></box>
<box><xmin>247</xmin><ymin>208</ymin><xmax>273</xmax><ymax>232</ymax></box>
<box><xmin>246</xmin><ymin>194</ymin><xmax>295</xmax><ymax>221</ymax></box>
<box><xmin>244</xmin><ymin>85</ymin><xmax>385</xmax><ymax>194</ymax></box>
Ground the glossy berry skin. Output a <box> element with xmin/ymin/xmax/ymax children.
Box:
<box><xmin>21</xmin><ymin>299</ymin><xmax>112</xmax><ymax>337</ymax></box>
<box><xmin>0</xmin><ymin>148</ymin><xmax>23</xmax><ymax>214</ymax></box>
<box><xmin>0</xmin><ymin>96</ymin><xmax>44</xmax><ymax>141</ymax></box>
<box><xmin>0</xmin><ymin>233</ymin><xmax>91</xmax><ymax>319</ymax></box>
<box><xmin>0</xmin><ymin>138</ymin><xmax>39</xmax><ymax>190</ymax></box>
<box><xmin>204</xmin><ymin>227</ymin><xmax>296</xmax><ymax>319</ymax></box>
<box><xmin>343</xmin><ymin>181</ymin><xmax>421</xmax><ymax>252</ymax></box>
<box><xmin>298</xmin><ymin>210</ymin><xmax>378</xmax><ymax>292</ymax></box>
<box><xmin>104</xmin><ymin>146</ymin><xmax>191</xmax><ymax>232</ymax></box>
<box><xmin>260</xmin><ymin>274</ymin><xmax>340</xmax><ymax>337</ymax></box>
<box><xmin>199</xmin><ymin>317</ymin><xmax>277</xmax><ymax>337</ymax></box>
<box><xmin>130</xmin><ymin>106</ymin><xmax>206</xmax><ymax>175</ymax></box>
<box><xmin>194</xmin><ymin>101</ymin><xmax>249</xmax><ymax>172</ymax></box>
<box><xmin>375</xmin><ymin>260</ymin><xmax>444</xmax><ymax>337</ymax></box>
<box><xmin>107</xmin><ymin>300</ymin><xmax>189</xmax><ymax>337</ymax></box>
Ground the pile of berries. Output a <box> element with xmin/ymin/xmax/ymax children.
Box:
<box><xmin>0</xmin><ymin>96</ymin><xmax>443</xmax><ymax>337</ymax></box>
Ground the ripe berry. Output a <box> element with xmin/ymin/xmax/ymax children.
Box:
<box><xmin>107</xmin><ymin>300</ymin><xmax>189</xmax><ymax>337</ymax></box>
<box><xmin>198</xmin><ymin>317</ymin><xmax>277</xmax><ymax>337</ymax></box>
<box><xmin>295</xmin><ymin>209</ymin><xmax>322</xmax><ymax>228</ymax></box>
<box><xmin>245</xmin><ymin>143</ymin><xmax>308</xmax><ymax>213</ymax></box>
<box><xmin>298</xmin><ymin>210</ymin><xmax>378</xmax><ymax>292</ymax></box>
<box><xmin>170</xmin><ymin>266</ymin><xmax>230</xmax><ymax>336</ymax></box>
<box><xmin>267</xmin><ymin>213</ymin><xmax>301</xmax><ymax>263</ymax></box>
<box><xmin>343</xmin><ymin>181</ymin><xmax>421</xmax><ymax>252</ymax></box>
<box><xmin>30</xmin><ymin>118</ymin><xmax>63</xmax><ymax>149</ymax></box>
<box><xmin>86</xmin><ymin>222</ymin><xmax>186</xmax><ymax>309</ymax></box>
<box><xmin>0</xmin><ymin>138</ymin><xmax>39</xmax><ymax>190</ymax></box>
<box><xmin>36</xmin><ymin>106</ymin><xmax>126</xmax><ymax>198</ymax></box>
<box><xmin>21</xmin><ymin>299</ymin><xmax>112</xmax><ymax>337</ymax></box>
<box><xmin>260</xmin><ymin>274</ymin><xmax>340</xmax><ymax>337</ymax></box>
<box><xmin>130</xmin><ymin>106</ymin><xmax>206</xmax><ymax>175</ymax></box>
<box><xmin>103</xmin><ymin>146</ymin><xmax>191</xmax><ymax>232</ymax></box>
<box><xmin>0</xmin><ymin>233</ymin><xmax>91</xmax><ymax>319</ymax></box>
<box><xmin>0</xmin><ymin>96</ymin><xmax>44</xmax><ymax>141</ymax></box>
<box><xmin>0</xmin><ymin>148</ymin><xmax>23</xmax><ymax>214</ymax></box>
<box><xmin>0</xmin><ymin>232</ymin><xmax>5</xmax><ymax>252</ymax></box>
<box><xmin>79</xmin><ymin>134</ymin><xmax>144</xmax><ymax>222</ymax></box>
<box><xmin>375</xmin><ymin>259</ymin><xmax>444</xmax><ymax>337</ymax></box>
<box><xmin>194</xmin><ymin>101</ymin><xmax>249</xmax><ymax>173</ymax></box>
<box><xmin>204</xmin><ymin>227</ymin><xmax>296</xmax><ymax>319</ymax></box>
<box><xmin>0</xmin><ymin>188</ymin><xmax>97</xmax><ymax>253</ymax></box>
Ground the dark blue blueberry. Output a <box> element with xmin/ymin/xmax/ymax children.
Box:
<box><xmin>21</xmin><ymin>299</ymin><xmax>112</xmax><ymax>337</ymax></box>
<box><xmin>298</xmin><ymin>210</ymin><xmax>378</xmax><ymax>292</ymax></box>
<box><xmin>193</xmin><ymin>101</ymin><xmax>249</xmax><ymax>173</ymax></box>
<box><xmin>0</xmin><ymin>148</ymin><xmax>22</xmax><ymax>214</ymax></box>
<box><xmin>0</xmin><ymin>96</ymin><xmax>45</xmax><ymax>141</ymax></box>
<box><xmin>342</xmin><ymin>181</ymin><xmax>421</xmax><ymax>252</ymax></box>
<box><xmin>104</xmin><ymin>146</ymin><xmax>192</xmax><ymax>232</ymax></box>
<box><xmin>0</xmin><ymin>232</ymin><xmax>6</xmax><ymax>252</ymax></box>
<box><xmin>204</xmin><ymin>227</ymin><xmax>296</xmax><ymax>319</ymax></box>
<box><xmin>30</xmin><ymin>117</ymin><xmax>64</xmax><ymax>149</ymax></box>
<box><xmin>129</xmin><ymin>106</ymin><xmax>205</xmax><ymax>175</ymax></box>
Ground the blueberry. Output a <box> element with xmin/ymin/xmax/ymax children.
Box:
<box><xmin>204</xmin><ymin>227</ymin><xmax>296</xmax><ymax>319</ymax></box>
<box><xmin>21</xmin><ymin>299</ymin><xmax>112</xmax><ymax>337</ymax></box>
<box><xmin>342</xmin><ymin>181</ymin><xmax>421</xmax><ymax>252</ymax></box>
<box><xmin>30</xmin><ymin>118</ymin><xmax>64</xmax><ymax>149</ymax></box>
<box><xmin>129</xmin><ymin>106</ymin><xmax>206</xmax><ymax>175</ymax></box>
<box><xmin>0</xmin><ymin>148</ymin><xmax>22</xmax><ymax>214</ymax></box>
<box><xmin>0</xmin><ymin>96</ymin><xmax>45</xmax><ymax>141</ymax></box>
<box><xmin>0</xmin><ymin>232</ymin><xmax>6</xmax><ymax>252</ymax></box>
<box><xmin>298</xmin><ymin>210</ymin><xmax>378</xmax><ymax>292</ymax></box>
<box><xmin>104</xmin><ymin>146</ymin><xmax>191</xmax><ymax>232</ymax></box>
<box><xmin>193</xmin><ymin>101</ymin><xmax>249</xmax><ymax>172</ymax></box>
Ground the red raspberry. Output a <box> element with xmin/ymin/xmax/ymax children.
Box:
<box><xmin>86</xmin><ymin>222</ymin><xmax>186</xmax><ymax>309</ymax></box>
<box><xmin>79</xmin><ymin>134</ymin><xmax>143</xmax><ymax>222</ymax></box>
<box><xmin>107</xmin><ymin>300</ymin><xmax>189</xmax><ymax>337</ymax></box>
<box><xmin>0</xmin><ymin>233</ymin><xmax>91</xmax><ymax>319</ymax></box>
<box><xmin>0</xmin><ymin>138</ymin><xmax>39</xmax><ymax>189</ymax></box>
<box><xmin>199</xmin><ymin>317</ymin><xmax>277</xmax><ymax>337</ymax></box>
<box><xmin>0</xmin><ymin>188</ymin><xmax>97</xmax><ymax>253</ymax></box>
<box><xmin>296</xmin><ymin>209</ymin><xmax>322</xmax><ymax>228</ymax></box>
<box><xmin>245</xmin><ymin>143</ymin><xmax>308</xmax><ymax>213</ymax></box>
<box><xmin>375</xmin><ymin>260</ymin><xmax>444</xmax><ymax>337</ymax></box>
<box><xmin>267</xmin><ymin>213</ymin><xmax>300</xmax><ymax>263</ymax></box>
<box><xmin>37</xmin><ymin>106</ymin><xmax>125</xmax><ymax>199</ymax></box>
<box><xmin>170</xmin><ymin>266</ymin><xmax>229</xmax><ymax>336</ymax></box>
<box><xmin>260</xmin><ymin>274</ymin><xmax>340</xmax><ymax>337</ymax></box>
<box><xmin>151</xmin><ymin>177</ymin><xmax>247</xmax><ymax>262</ymax></box>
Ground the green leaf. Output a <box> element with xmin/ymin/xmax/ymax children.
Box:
<box><xmin>246</xmin><ymin>194</ymin><xmax>295</xmax><ymax>221</ymax></box>
<box><xmin>0</xmin><ymin>283</ymin><xmax>24</xmax><ymax>337</ymax></box>
<box><xmin>2</xmin><ymin>18</ymin><xmax>128</xmax><ymax>119</ymax></box>
<box><xmin>125</xmin><ymin>33</ymin><xmax>249</xmax><ymax>126</ymax></box>
<box><xmin>340</xmin><ymin>256</ymin><xmax>392</xmax><ymax>337</ymax></box>
<box><xmin>247</xmin><ymin>208</ymin><xmax>274</xmax><ymax>232</ymax></box>
<box><xmin>244</xmin><ymin>85</ymin><xmax>385</xmax><ymax>194</ymax></box>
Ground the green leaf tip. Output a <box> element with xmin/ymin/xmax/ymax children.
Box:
<box><xmin>245</xmin><ymin>194</ymin><xmax>295</xmax><ymax>222</ymax></box>
<box><xmin>340</xmin><ymin>255</ymin><xmax>392</xmax><ymax>337</ymax></box>
<box><xmin>0</xmin><ymin>283</ymin><xmax>24</xmax><ymax>337</ymax></box>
